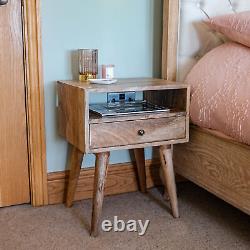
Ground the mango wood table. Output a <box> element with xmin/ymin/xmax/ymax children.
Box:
<box><xmin>57</xmin><ymin>78</ymin><xmax>190</xmax><ymax>236</ymax></box>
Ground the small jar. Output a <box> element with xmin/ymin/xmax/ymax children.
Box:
<box><xmin>102</xmin><ymin>65</ymin><xmax>115</xmax><ymax>79</ymax></box>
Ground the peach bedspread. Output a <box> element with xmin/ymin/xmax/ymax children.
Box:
<box><xmin>186</xmin><ymin>42</ymin><xmax>250</xmax><ymax>145</ymax></box>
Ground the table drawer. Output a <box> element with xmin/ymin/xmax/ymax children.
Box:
<box><xmin>89</xmin><ymin>116</ymin><xmax>186</xmax><ymax>149</ymax></box>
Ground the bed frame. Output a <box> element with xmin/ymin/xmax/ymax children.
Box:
<box><xmin>174</xmin><ymin>126</ymin><xmax>250</xmax><ymax>215</ymax></box>
<box><xmin>163</xmin><ymin>0</ymin><xmax>250</xmax><ymax>215</ymax></box>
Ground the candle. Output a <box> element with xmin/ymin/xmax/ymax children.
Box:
<box><xmin>78</xmin><ymin>49</ymin><xmax>98</xmax><ymax>81</ymax></box>
<box><xmin>102</xmin><ymin>65</ymin><xmax>115</xmax><ymax>79</ymax></box>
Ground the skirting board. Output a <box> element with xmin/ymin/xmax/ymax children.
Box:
<box><xmin>47</xmin><ymin>159</ymin><xmax>184</xmax><ymax>205</ymax></box>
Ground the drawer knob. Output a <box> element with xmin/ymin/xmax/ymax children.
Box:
<box><xmin>138</xmin><ymin>129</ymin><xmax>145</xmax><ymax>136</ymax></box>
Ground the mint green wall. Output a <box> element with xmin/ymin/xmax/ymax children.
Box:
<box><xmin>41</xmin><ymin>0</ymin><xmax>163</xmax><ymax>172</ymax></box>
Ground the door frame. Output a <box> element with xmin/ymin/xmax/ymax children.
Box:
<box><xmin>22</xmin><ymin>0</ymin><xmax>48</xmax><ymax>206</ymax></box>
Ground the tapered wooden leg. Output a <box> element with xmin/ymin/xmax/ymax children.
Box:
<box><xmin>134</xmin><ymin>148</ymin><xmax>147</xmax><ymax>193</ymax></box>
<box><xmin>163</xmin><ymin>188</ymin><xmax>170</xmax><ymax>201</ymax></box>
<box><xmin>159</xmin><ymin>168</ymin><xmax>170</xmax><ymax>200</ymax></box>
<box><xmin>65</xmin><ymin>145</ymin><xmax>84</xmax><ymax>208</ymax></box>
<box><xmin>159</xmin><ymin>145</ymin><xmax>179</xmax><ymax>218</ymax></box>
<box><xmin>91</xmin><ymin>152</ymin><xmax>110</xmax><ymax>237</ymax></box>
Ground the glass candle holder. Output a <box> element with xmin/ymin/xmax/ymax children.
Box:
<box><xmin>78</xmin><ymin>49</ymin><xmax>98</xmax><ymax>81</ymax></box>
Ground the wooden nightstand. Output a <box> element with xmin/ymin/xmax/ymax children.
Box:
<box><xmin>57</xmin><ymin>78</ymin><xmax>190</xmax><ymax>236</ymax></box>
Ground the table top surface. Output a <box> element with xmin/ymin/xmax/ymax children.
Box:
<box><xmin>58</xmin><ymin>78</ymin><xmax>189</xmax><ymax>93</ymax></box>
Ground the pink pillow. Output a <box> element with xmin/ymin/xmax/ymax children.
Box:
<box><xmin>206</xmin><ymin>11</ymin><xmax>250</xmax><ymax>47</ymax></box>
<box><xmin>186</xmin><ymin>42</ymin><xmax>250</xmax><ymax>145</ymax></box>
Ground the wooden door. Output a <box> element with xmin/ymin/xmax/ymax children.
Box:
<box><xmin>0</xmin><ymin>0</ymin><xmax>30</xmax><ymax>206</ymax></box>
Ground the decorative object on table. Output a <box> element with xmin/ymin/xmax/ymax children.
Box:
<box><xmin>78</xmin><ymin>49</ymin><xmax>98</xmax><ymax>81</ymax></box>
<box><xmin>88</xmin><ymin>79</ymin><xmax>118</xmax><ymax>85</ymax></box>
<box><xmin>102</xmin><ymin>64</ymin><xmax>115</xmax><ymax>79</ymax></box>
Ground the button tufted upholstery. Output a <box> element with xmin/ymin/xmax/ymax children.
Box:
<box><xmin>178</xmin><ymin>0</ymin><xmax>250</xmax><ymax>80</ymax></box>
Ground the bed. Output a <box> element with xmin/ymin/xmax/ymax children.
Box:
<box><xmin>162</xmin><ymin>0</ymin><xmax>250</xmax><ymax>215</ymax></box>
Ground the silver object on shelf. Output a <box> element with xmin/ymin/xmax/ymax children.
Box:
<box><xmin>89</xmin><ymin>100</ymin><xmax>170</xmax><ymax>117</ymax></box>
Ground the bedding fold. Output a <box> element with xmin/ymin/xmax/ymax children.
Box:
<box><xmin>186</xmin><ymin>42</ymin><xmax>250</xmax><ymax>145</ymax></box>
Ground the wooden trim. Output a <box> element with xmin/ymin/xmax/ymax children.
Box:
<box><xmin>48</xmin><ymin>159</ymin><xmax>185</xmax><ymax>205</ymax></box>
<box><xmin>162</xmin><ymin>0</ymin><xmax>180</xmax><ymax>80</ymax></box>
<box><xmin>22</xmin><ymin>0</ymin><xmax>48</xmax><ymax>206</ymax></box>
<box><xmin>48</xmin><ymin>160</ymin><xmax>163</xmax><ymax>205</ymax></box>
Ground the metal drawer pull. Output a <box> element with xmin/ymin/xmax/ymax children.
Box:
<box><xmin>138</xmin><ymin>129</ymin><xmax>145</xmax><ymax>136</ymax></box>
<box><xmin>0</xmin><ymin>0</ymin><xmax>8</xmax><ymax>5</ymax></box>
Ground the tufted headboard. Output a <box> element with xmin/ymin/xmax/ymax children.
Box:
<box><xmin>177</xmin><ymin>0</ymin><xmax>250</xmax><ymax>81</ymax></box>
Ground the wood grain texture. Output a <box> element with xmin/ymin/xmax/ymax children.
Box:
<box><xmin>58</xmin><ymin>79</ymin><xmax>189</xmax><ymax>153</ymax></box>
<box><xmin>65</xmin><ymin>146</ymin><xmax>84</xmax><ymax>207</ymax></box>
<box><xmin>174</xmin><ymin>126</ymin><xmax>250</xmax><ymax>215</ymax></box>
<box><xmin>58</xmin><ymin>79</ymin><xmax>188</xmax><ymax>93</ymax></box>
<box><xmin>47</xmin><ymin>160</ymin><xmax>172</xmax><ymax>205</ymax></box>
<box><xmin>91</xmin><ymin>152</ymin><xmax>110</xmax><ymax>237</ymax></box>
<box><xmin>134</xmin><ymin>148</ymin><xmax>147</xmax><ymax>193</ymax></box>
<box><xmin>90</xmin><ymin>110</ymin><xmax>187</xmax><ymax>124</ymax></box>
<box><xmin>162</xmin><ymin>0</ymin><xmax>179</xmax><ymax>80</ymax></box>
<box><xmin>22</xmin><ymin>0</ymin><xmax>48</xmax><ymax>206</ymax></box>
<box><xmin>57</xmin><ymin>83</ymin><xmax>89</xmax><ymax>152</ymax></box>
<box><xmin>160</xmin><ymin>145</ymin><xmax>179</xmax><ymax>218</ymax></box>
<box><xmin>89</xmin><ymin>138</ymin><xmax>189</xmax><ymax>154</ymax></box>
<box><xmin>143</xmin><ymin>92</ymin><xmax>190</xmax><ymax>155</ymax></box>
<box><xmin>0</xmin><ymin>0</ymin><xmax>30</xmax><ymax>207</ymax></box>
<box><xmin>144</xmin><ymin>88</ymin><xmax>190</xmax><ymax>114</ymax></box>
<box><xmin>90</xmin><ymin>116</ymin><xmax>186</xmax><ymax>149</ymax></box>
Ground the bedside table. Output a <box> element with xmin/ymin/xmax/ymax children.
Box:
<box><xmin>57</xmin><ymin>78</ymin><xmax>190</xmax><ymax>236</ymax></box>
